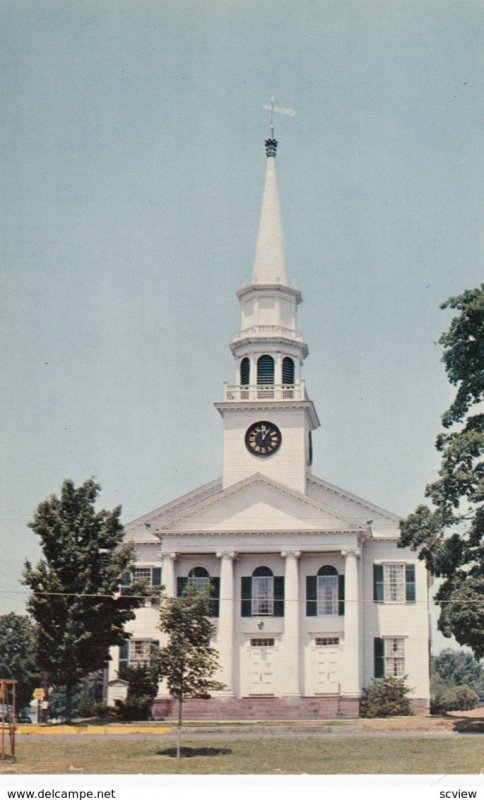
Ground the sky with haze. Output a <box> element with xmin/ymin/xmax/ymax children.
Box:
<box><xmin>0</xmin><ymin>1</ymin><xmax>482</xmax><ymax>652</ymax></box>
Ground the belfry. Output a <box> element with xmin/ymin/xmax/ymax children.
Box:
<box><xmin>107</xmin><ymin>119</ymin><xmax>431</xmax><ymax>718</ymax></box>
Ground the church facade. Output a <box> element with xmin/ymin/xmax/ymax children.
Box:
<box><xmin>107</xmin><ymin>130</ymin><xmax>431</xmax><ymax>718</ymax></box>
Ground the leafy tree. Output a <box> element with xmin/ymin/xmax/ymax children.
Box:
<box><xmin>400</xmin><ymin>286</ymin><xmax>484</xmax><ymax>658</ymax></box>
<box><xmin>158</xmin><ymin>584</ymin><xmax>224</xmax><ymax>757</ymax></box>
<box><xmin>23</xmin><ymin>478</ymin><xmax>148</xmax><ymax>722</ymax></box>
<box><xmin>0</xmin><ymin>613</ymin><xmax>40</xmax><ymax>712</ymax></box>
<box><xmin>432</xmin><ymin>648</ymin><xmax>484</xmax><ymax>695</ymax></box>
<box><xmin>360</xmin><ymin>675</ymin><xmax>412</xmax><ymax>718</ymax></box>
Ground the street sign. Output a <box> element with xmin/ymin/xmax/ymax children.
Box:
<box><xmin>33</xmin><ymin>688</ymin><xmax>45</xmax><ymax>700</ymax></box>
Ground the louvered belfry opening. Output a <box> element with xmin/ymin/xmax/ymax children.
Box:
<box><xmin>257</xmin><ymin>355</ymin><xmax>274</xmax><ymax>383</ymax></box>
<box><xmin>282</xmin><ymin>356</ymin><xmax>295</xmax><ymax>385</ymax></box>
<box><xmin>240</xmin><ymin>357</ymin><xmax>250</xmax><ymax>386</ymax></box>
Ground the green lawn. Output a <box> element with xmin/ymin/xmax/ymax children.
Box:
<box><xmin>2</xmin><ymin>736</ymin><xmax>484</xmax><ymax>774</ymax></box>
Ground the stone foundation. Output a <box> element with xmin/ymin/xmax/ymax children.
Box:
<box><xmin>151</xmin><ymin>694</ymin><xmax>430</xmax><ymax>720</ymax></box>
<box><xmin>151</xmin><ymin>694</ymin><xmax>361</xmax><ymax>720</ymax></box>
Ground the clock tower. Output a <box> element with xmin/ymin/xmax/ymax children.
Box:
<box><xmin>215</xmin><ymin>131</ymin><xmax>320</xmax><ymax>493</ymax></box>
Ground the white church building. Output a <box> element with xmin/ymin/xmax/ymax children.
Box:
<box><xmin>107</xmin><ymin>126</ymin><xmax>431</xmax><ymax>719</ymax></box>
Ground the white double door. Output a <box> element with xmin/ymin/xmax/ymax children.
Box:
<box><xmin>249</xmin><ymin>639</ymin><xmax>275</xmax><ymax>694</ymax></box>
<box><xmin>314</xmin><ymin>643</ymin><xmax>340</xmax><ymax>693</ymax></box>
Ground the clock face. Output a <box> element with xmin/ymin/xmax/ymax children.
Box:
<box><xmin>245</xmin><ymin>421</ymin><xmax>282</xmax><ymax>457</ymax></box>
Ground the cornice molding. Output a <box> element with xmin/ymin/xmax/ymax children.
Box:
<box><xmin>160</xmin><ymin>528</ymin><xmax>360</xmax><ymax>538</ymax></box>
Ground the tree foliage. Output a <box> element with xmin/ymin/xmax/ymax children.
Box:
<box><xmin>360</xmin><ymin>675</ymin><xmax>412</xmax><ymax>718</ymax></box>
<box><xmin>400</xmin><ymin>286</ymin><xmax>484</xmax><ymax>658</ymax></box>
<box><xmin>23</xmin><ymin>478</ymin><xmax>148</xmax><ymax>721</ymax></box>
<box><xmin>432</xmin><ymin>648</ymin><xmax>484</xmax><ymax>695</ymax></box>
<box><xmin>0</xmin><ymin>613</ymin><xmax>40</xmax><ymax>711</ymax></box>
<box><xmin>115</xmin><ymin>664</ymin><xmax>159</xmax><ymax>721</ymax></box>
<box><xmin>158</xmin><ymin>584</ymin><xmax>224</xmax><ymax>757</ymax></box>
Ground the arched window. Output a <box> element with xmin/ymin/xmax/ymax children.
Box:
<box><xmin>240</xmin><ymin>357</ymin><xmax>250</xmax><ymax>386</ymax></box>
<box><xmin>252</xmin><ymin>566</ymin><xmax>273</xmax><ymax>615</ymax></box>
<box><xmin>257</xmin><ymin>355</ymin><xmax>274</xmax><ymax>385</ymax></box>
<box><xmin>188</xmin><ymin>566</ymin><xmax>210</xmax><ymax>593</ymax></box>
<box><xmin>317</xmin><ymin>565</ymin><xmax>338</xmax><ymax>616</ymax></box>
<box><xmin>282</xmin><ymin>357</ymin><xmax>295</xmax><ymax>385</ymax></box>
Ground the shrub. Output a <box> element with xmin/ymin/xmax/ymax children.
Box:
<box><xmin>115</xmin><ymin>664</ymin><xmax>159</xmax><ymax>721</ymax></box>
<box><xmin>434</xmin><ymin>685</ymin><xmax>479</xmax><ymax>713</ymax></box>
<box><xmin>360</xmin><ymin>675</ymin><xmax>412</xmax><ymax>718</ymax></box>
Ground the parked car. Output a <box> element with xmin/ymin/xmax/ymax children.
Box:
<box><xmin>17</xmin><ymin>715</ymin><xmax>32</xmax><ymax>724</ymax></box>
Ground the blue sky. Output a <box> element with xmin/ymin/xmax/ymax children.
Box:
<box><xmin>0</xmin><ymin>1</ymin><xmax>482</xmax><ymax>651</ymax></box>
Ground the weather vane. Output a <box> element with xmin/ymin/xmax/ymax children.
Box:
<box><xmin>262</xmin><ymin>97</ymin><xmax>296</xmax><ymax>137</ymax></box>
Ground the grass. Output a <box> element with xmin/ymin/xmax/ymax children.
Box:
<box><xmin>2</xmin><ymin>735</ymin><xmax>484</xmax><ymax>774</ymax></box>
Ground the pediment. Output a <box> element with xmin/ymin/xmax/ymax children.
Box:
<box><xmin>127</xmin><ymin>474</ymin><xmax>361</xmax><ymax>535</ymax></box>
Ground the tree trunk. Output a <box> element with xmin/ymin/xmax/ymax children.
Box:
<box><xmin>176</xmin><ymin>696</ymin><xmax>182</xmax><ymax>758</ymax></box>
<box><xmin>65</xmin><ymin>684</ymin><xmax>73</xmax><ymax>724</ymax></box>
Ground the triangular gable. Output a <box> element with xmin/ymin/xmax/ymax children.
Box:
<box><xmin>149</xmin><ymin>473</ymin><xmax>361</xmax><ymax>533</ymax></box>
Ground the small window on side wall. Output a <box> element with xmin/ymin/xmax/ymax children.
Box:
<box><xmin>373</xmin><ymin>564</ymin><xmax>416</xmax><ymax>603</ymax></box>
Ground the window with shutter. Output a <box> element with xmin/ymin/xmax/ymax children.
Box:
<box><xmin>374</xmin><ymin>564</ymin><xmax>416</xmax><ymax>603</ymax></box>
<box><xmin>307</xmin><ymin>566</ymin><xmax>341</xmax><ymax>616</ymax></box>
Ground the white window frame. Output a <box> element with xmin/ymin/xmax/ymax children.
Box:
<box><xmin>317</xmin><ymin>574</ymin><xmax>338</xmax><ymax>615</ymax></box>
<box><xmin>187</xmin><ymin>575</ymin><xmax>210</xmax><ymax>594</ymax></box>
<box><xmin>252</xmin><ymin>575</ymin><xmax>274</xmax><ymax>615</ymax></box>
<box><xmin>383</xmin><ymin>564</ymin><xmax>405</xmax><ymax>603</ymax></box>
<box><xmin>384</xmin><ymin>637</ymin><xmax>405</xmax><ymax>677</ymax></box>
<box><xmin>129</xmin><ymin>639</ymin><xmax>152</xmax><ymax>667</ymax></box>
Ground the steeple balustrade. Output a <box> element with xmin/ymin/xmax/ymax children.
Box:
<box><xmin>224</xmin><ymin>382</ymin><xmax>307</xmax><ymax>402</ymax></box>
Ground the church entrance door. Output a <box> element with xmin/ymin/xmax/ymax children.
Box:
<box><xmin>249</xmin><ymin>638</ymin><xmax>275</xmax><ymax>694</ymax></box>
<box><xmin>314</xmin><ymin>637</ymin><xmax>340</xmax><ymax>693</ymax></box>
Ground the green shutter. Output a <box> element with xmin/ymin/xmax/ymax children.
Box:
<box><xmin>338</xmin><ymin>574</ymin><xmax>345</xmax><ymax>616</ymax></box>
<box><xmin>373</xmin><ymin>564</ymin><xmax>384</xmax><ymax>602</ymax></box>
<box><xmin>306</xmin><ymin>576</ymin><xmax>317</xmax><ymax>616</ymax></box>
<box><xmin>374</xmin><ymin>637</ymin><xmax>385</xmax><ymax>678</ymax></box>
<box><xmin>120</xmin><ymin>571</ymin><xmax>132</xmax><ymax>595</ymax></box>
<box><xmin>273</xmin><ymin>576</ymin><xmax>285</xmax><ymax>617</ymax></box>
<box><xmin>150</xmin><ymin>640</ymin><xmax>160</xmax><ymax>657</ymax></box>
<box><xmin>177</xmin><ymin>577</ymin><xmax>188</xmax><ymax>597</ymax></box>
<box><xmin>241</xmin><ymin>577</ymin><xmax>252</xmax><ymax>617</ymax></box>
<box><xmin>119</xmin><ymin>640</ymin><xmax>129</xmax><ymax>677</ymax></box>
<box><xmin>405</xmin><ymin>564</ymin><xmax>416</xmax><ymax>602</ymax></box>
<box><xmin>152</xmin><ymin>567</ymin><xmax>162</xmax><ymax>586</ymax></box>
<box><xmin>210</xmin><ymin>577</ymin><xmax>220</xmax><ymax>617</ymax></box>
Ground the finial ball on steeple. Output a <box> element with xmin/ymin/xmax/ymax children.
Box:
<box><xmin>265</xmin><ymin>138</ymin><xmax>278</xmax><ymax>158</ymax></box>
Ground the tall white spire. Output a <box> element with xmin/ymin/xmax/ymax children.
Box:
<box><xmin>252</xmin><ymin>136</ymin><xmax>288</xmax><ymax>286</ymax></box>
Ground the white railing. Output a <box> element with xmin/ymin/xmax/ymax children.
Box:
<box><xmin>223</xmin><ymin>383</ymin><xmax>307</xmax><ymax>402</ymax></box>
<box><xmin>232</xmin><ymin>325</ymin><xmax>304</xmax><ymax>343</ymax></box>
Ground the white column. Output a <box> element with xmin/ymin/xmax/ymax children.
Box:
<box><xmin>161</xmin><ymin>553</ymin><xmax>177</xmax><ymax>597</ymax></box>
<box><xmin>274</xmin><ymin>354</ymin><xmax>283</xmax><ymax>387</ymax></box>
<box><xmin>342</xmin><ymin>549</ymin><xmax>361</xmax><ymax>695</ymax></box>
<box><xmin>216</xmin><ymin>551</ymin><xmax>236</xmax><ymax>695</ymax></box>
<box><xmin>281</xmin><ymin>550</ymin><xmax>301</xmax><ymax>696</ymax></box>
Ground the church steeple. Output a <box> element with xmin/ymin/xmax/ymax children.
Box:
<box><xmin>215</xmin><ymin>123</ymin><xmax>320</xmax><ymax>493</ymax></box>
<box><xmin>252</xmin><ymin>132</ymin><xmax>288</xmax><ymax>286</ymax></box>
